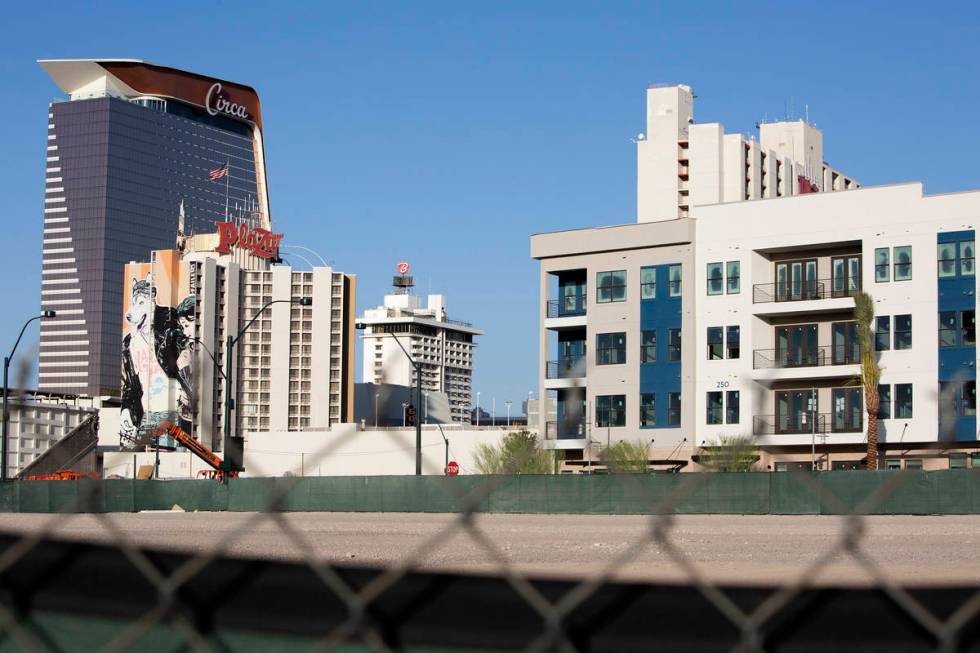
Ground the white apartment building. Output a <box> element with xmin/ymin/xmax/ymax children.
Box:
<box><xmin>360</xmin><ymin>284</ymin><xmax>482</xmax><ymax>424</ymax></box>
<box><xmin>534</xmin><ymin>82</ymin><xmax>980</xmax><ymax>471</ymax></box>
<box><xmin>121</xmin><ymin>233</ymin><xmax>355</xmax><ymax>452</ymax></box>
<box><xmin>637</xmin><ymin>84</ymin><xmax>857</xmax><ymax>222</ymax></box>
<box><xmin>695</xmin><ymin>182</ymin><xmax>978</xmax><ymax>471</ymax></box>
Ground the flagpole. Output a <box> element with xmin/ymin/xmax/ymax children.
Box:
<box><xmin>224</xmin><ymin>160</ymin><xmax>230</xmax><ymax>221</ymax></box>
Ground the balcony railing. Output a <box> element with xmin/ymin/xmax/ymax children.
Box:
<box><xmin>545</xmin><ymin>420</ymin><xmax>586</xmax><ymax>440</ymax></box>
<box><xmin>546</xmin><ymin>298</ymin><xmax>587</xmax><ymax>319</ymax></box>
<box><xmin>753</xmin><ymin>346</ymin><xmax>861</xmax><ymax>370</ymax></box>
<box><xmin>752</xmin><ymin>279</ymin><xmax>861</xmax><ymax>304</ymax></box>
<box><xmin>753</xmin><ymin>413</ymin><xmax>863</xmax><ymax>435</ymax></box>
<box><xmin>546</xmin><ymin>357</ymin><xmax>586</xmax><ymax>379</ymax></box>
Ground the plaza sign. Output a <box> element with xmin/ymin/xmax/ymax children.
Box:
<box><xmin>215</xmin><ymin>222</ymin><xmax>283</xmax><ymax>259</ymax></box>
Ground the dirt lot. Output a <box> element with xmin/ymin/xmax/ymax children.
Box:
<box><xmin>3</xmin><ymin>512</ymin><xmax>979</xmax><ymax>586</ymax></box>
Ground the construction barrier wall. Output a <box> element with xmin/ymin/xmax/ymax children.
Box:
<box><xmin>2</xmin><ymin>471</ymin><xmax>980</xmax><ymax>515</ymax></box>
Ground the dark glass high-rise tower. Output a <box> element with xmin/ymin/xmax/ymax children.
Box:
<box><xmin>37</xmin><ymin>59</ymin><xmax>271</xmax><ymax>396</ymax></box>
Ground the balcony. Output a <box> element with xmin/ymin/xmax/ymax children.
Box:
<box><xmin>546</xmin><ymin>297</ymin><xmax>586</xmax><ymax>318</ymax></box>
<box><xmin>545</xmin><ymin>297</ymin><xmax>587</xmax><ymax>330</ymax></box>
<box><xmin>545</xmin><ymin>356</ymin><xmax>586</xmax><ymax>389</ymax></box>
<box><xmin>546</xmin><ymin>357</ymin><xmax>585</xmax><ymax>379</ymax></box>
<box><xmin>753</xmin><ymin>413</ymin><xmax>863</xmax><ymax>436</ymax></box>
<box><xmin>753</xmin><ymin>346</ymin><xmax>860</xmax><ymax>370</ymax></box>
<box><xmin>544</xmin><ymin>420</ymin><xmax>587</xmax><ymax>442</ymax></box>
<box><xmin>753</xmin><ymin>279</ymin><xmax>864</xmax><ymax>303</ymax></box>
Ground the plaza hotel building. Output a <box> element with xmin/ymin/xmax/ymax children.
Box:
<box><xmin>533</xmin><ymin>83</ymin><xmax>980</xmax><ymax>471</ymax></box>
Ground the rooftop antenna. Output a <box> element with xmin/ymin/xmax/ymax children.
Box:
<box><xmin>805</xmin><ymin>104</ymin><xmax>809</xmax><ymax>124</ymax></box>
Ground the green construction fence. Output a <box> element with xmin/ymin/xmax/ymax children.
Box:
<box><xmin>2</xmin><ymin>470</ymin><xmax>980</xmax><ymax>515</ymax></box>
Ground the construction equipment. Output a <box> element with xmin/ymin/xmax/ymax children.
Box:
<box><xmin>16</xmin><ymin>413</ymin><xmax>100</xmax><ymax>480</ymax></box>
<box><xmin>153</xmin><ymin>421</ymin><xmax>238</xmax><ymax>482</ymax></box>
<box><xmin>22</xmin><ymin>470</ymin><xmax>100</xmax><ymax>481</ymax></box>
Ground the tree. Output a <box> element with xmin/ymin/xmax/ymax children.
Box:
<box><xmin>854</xmin><ymin>291</ymin><xmax>881</xmax><ymax>470</ymax></box>
<box><xmin>601</xmin><ymin>440</ymin><xmax>650</xmax><ymax>473</ymax></box>
<box><xmin>472</xmin><ymin>430</ymin><xmax>556</xmax><ymax>474</ymax></box>
<box><xmin>699</xmin><ymin>436</ymin><xmax>758</xmax><ymax>472</ymax></box>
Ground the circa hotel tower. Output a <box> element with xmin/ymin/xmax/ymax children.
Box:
<box><xmin>37</xmin><ymin>59</ymin><xmax>271</xmax><ymax>397</ymax></box>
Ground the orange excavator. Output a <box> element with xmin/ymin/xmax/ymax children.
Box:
<box><xmin>153</xmin><ymin>421</ymin><xmax>239</xmax><ymax>482</ymax></box>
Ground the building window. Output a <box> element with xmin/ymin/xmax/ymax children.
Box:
<box><xmin>939</xmin><ymin>311</ymin><xmax>958</xmax><ymax>347</ymax></box>
<box><xmin>668</xmin><ymin>264</ymin><xmax>682</xmax><ymax>297</ymax></box>
<box><xmin>961</xmin><ymin>240</ymin><xmax>975</xmax><ymax>276</ymax></box>
<box><xmin>895</xmin><ymin>383</ymin><xmax>913</xmax><ymax>418</ymax></box>
<box><xmin>832</xmin><ymin>387</ymin><xmax>863</xmax><ymax>432</ymax></box>
<box><xmin>832</xmin><ymin>321</ymin><xmax>859</xmax><ymax>364</ymax></box>
<box><xmin>875</xmin><ymin>247</ymin><xmax>890</xmax><ymax>282</ymax></box>
<box><xmin>596</xmin><ymin>332</ymin><xmax>626</xmax><ymax>365</ymax></box>
<box><xmin>596</xmin><ymin>271</ymin><xmax>626</xmax><ymax>303</ymax></box>
<box><xmin>875</xmin><ymin>316</ymin><xmax>891</xmax><ymax>351</ymax></box>
<box><xmin>706</xmin><ymin>391</ymin><xmax>724</xmax><ymax>424</ymax></box>
<box><xmin>831</xmin><ymin>255</ymin><xmax>862</xmax><ymax>297</ymax></box>
<box><xmin>905</xmin><ymin>459</ymin><xmax>923</xmax><ymax>470</ymax></box>
<box><xmin>726</xmin><ymin>261</ymin><xmax>740</xmax><ymax>294</ymax></box>
<box><xmin>667</xmin><ymin>392</ymin><xmax>681</xmax><ymax>426</ymax></box>
<box><xmin>949</xmin><ymin>453</ymin><xmax>968</xmax><ymax>469</ymax></box>
<box><xmin>878</xmin><ymin>384</ymin><xmax>891</xmax><ymax>420</ymax></box>
<box><xmin>894</xmin><ymin>314</ymin><xmax>912</xmax><ymax>350</ymax></box>
<box><xmin>963</xmin><ymin>381</ymin><xmax>977</xmax><ymax>416</ymax></box>
<box><xmin>893</xmin><ymin>246</ymin><xmax>912</xmax><ymax>281</ymax></box>
<box><xmin>707</xmin><ymin>327</ymin><xmax>724</xmax><ymax>360</ymax></box>
<box><xmin>938</xmin><ymin>242</ymin><xmax>957</xmax><ymax>278</ymax></box>
<box><xmin>640</xmin><ymin>393</ymin><xmax>656</xmax><ymax>427</ymax></box>
<box><xmin>640</xmin><ymin>267</ymin><xmax>656</xmax><ymax>300</ymax></box>
<box><xmin>707</xmin><ymin>262</ymin><xmax>724</xmax><ymax>295</ymax></box>
<box><xmin>596</xmin><ymin>395</ymin><xmax>625</xmax><ymax>427</ymax></box>
<box><xmin>962</xmin><ymin>310</ymin><xmax>976</xmax><ymax>346</ymax></box>
<box><xmin>726</xmin><ymin>326</ymin><xmax>740</xmax><ymax>359</ymax></box>
<box><xmin>885</xmin><ymin>459</ymin><xmax>902</xmax><ymax>471</ymax></box>
<box><xmin>668</xmin><ymin>328</ymin><xmax>681</xmax><ymax>362</ymax></box>
<box><xmin>640</xmin><ymin>330</ymin><xmax>656</xmax><ymax>363</ymax></box>
<box><xmin>726</xmin><ymin>390</ymin><xmax>740</xmax><ymax>424</ymax></box>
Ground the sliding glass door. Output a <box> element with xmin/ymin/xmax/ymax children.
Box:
<box><xmin>775</xmin><ymin>259</ymin><xmax>817</xmax><ymax>301</ymax></box>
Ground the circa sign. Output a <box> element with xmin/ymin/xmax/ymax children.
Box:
<box><xmin>205</xmin><ymin>82</ymin><xmax>249</xmax><ymax>120</ymax></box>
<box><xmin>215</xmin><ymin>222</ymin><xmax>283</xmax><ymax>259</ymax></box>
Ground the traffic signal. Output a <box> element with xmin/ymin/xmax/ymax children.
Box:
<box><xmin>405</xmin><ymin>404</ymin><xmax>417</xmax><ymax>427</ymax></box>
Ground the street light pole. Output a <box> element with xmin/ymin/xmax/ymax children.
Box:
<box><xmin>505</xmin><ymin>400</ymin><xmax>512</xmax><ymax>427</ymax></box>
<box><xmin>221</xmin><ymin>298</ymin><xmax>311</xmax><ymax>476</ymax></box>
<box><xmin>355</xmin><ymin>323</ymin><xmax>422</xmax><ymax>475</ymax></box>
<box><xmin>476</xmin><ymin>391</ymin><xmax>481</xmax><ymax>426</ymax></box>
<box><xmin>2</xmin><ymin>310</ymin><xmax>55</xmax><ymax>482</ymax></box>
<box><xmin>811</xmin><ymin>388</ymin><xmax>817</xmax><ymax>471</ymax></box>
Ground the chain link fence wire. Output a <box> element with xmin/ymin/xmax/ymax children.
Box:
<box><xmin>0</xmin><ymin>428</ymin><xmax>979</xmax><ymax>652</ymax></box>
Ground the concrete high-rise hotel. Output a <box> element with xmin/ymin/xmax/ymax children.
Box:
<box><xmin>359</xmin><ymin>268</ymin><xmax>482</xmax><ymax>424</ymax></box>
<box><xmin>534</xmin><ymin>83</ymin><xmax>980</xmax><ymax>471</ymax></box>
<box><xmin>38</xmin><ymin>59</ymin><xmax>271</xmax><ymax>397</ymax></box>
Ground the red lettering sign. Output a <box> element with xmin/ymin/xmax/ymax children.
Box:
<box><xmin>214</xmin><ymin>221</ymin><xmax>283</xmax><ymax>259</ymax></box>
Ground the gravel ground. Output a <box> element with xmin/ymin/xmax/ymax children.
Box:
<box><xmin>3</xmin><ymin>512</ymin><xmax>979</xmax><ymax>586</ymax></box>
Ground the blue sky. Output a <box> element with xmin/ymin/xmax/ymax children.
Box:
<box><xmin>2</xmin><ymin>1</ymin><xmax>980</xmax><ymax>413</ymax></box>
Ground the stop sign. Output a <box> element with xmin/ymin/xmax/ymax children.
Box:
<box><xmin>446</xmin><ymin>461</ymin><xmax>460</xmax><ymax>476</ymax></box>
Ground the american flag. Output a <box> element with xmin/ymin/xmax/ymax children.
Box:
<box><xmin>208</xmin><ymin>163</ymin><xmax>229</xmax><ymax>181</ymax></box>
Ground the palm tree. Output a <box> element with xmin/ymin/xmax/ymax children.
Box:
<box><xmin>854</xmin><ymin>291</ymin><xmax>881</xmax><ymax>470</ymax></box>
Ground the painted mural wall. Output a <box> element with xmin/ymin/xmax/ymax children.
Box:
<box><xmin>119</xmin><ymin>251</ymin><xmax>196</xmax><ymax>449</ymax></box>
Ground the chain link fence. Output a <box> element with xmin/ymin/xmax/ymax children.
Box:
<box><xmin>1</xmin><ymin>432</ymin><xmax>980</xmax><ymax>651</ymax></box>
